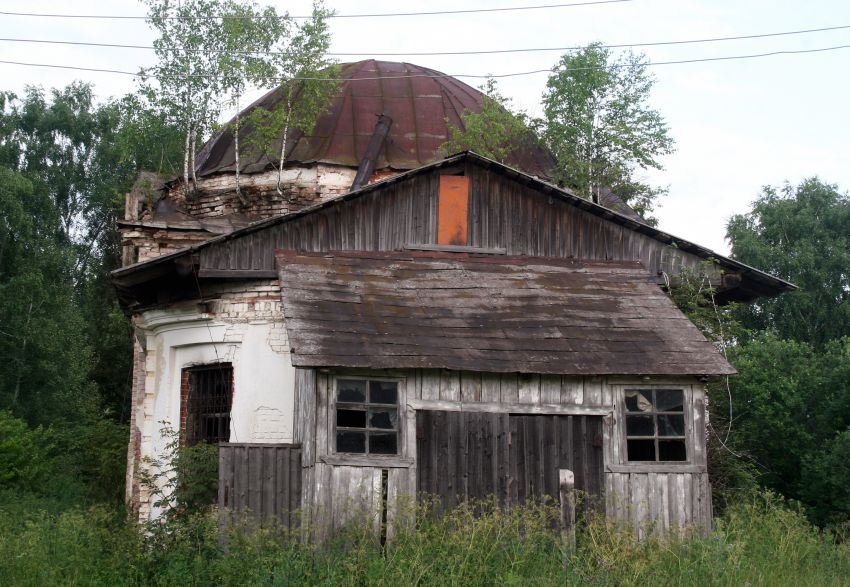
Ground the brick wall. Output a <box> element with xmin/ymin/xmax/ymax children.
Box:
<box><xmin>120</xmin><ymin>163</ymin><xmax>363</xmax><ymax>268</ymax></box>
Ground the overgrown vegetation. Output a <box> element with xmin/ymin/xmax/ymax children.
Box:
<box><xmin>2</xmin><ymin>0</ymin><xmax>850</xmax><ymax>579</ymax></box>
<box><xmin>441</xmin><ymin>42</ymin><xmax>674</xmax><ymax>223</ymax></box>
<box><xmin>439</xmin><ymin>77</ymin><xmax>536</xmax><ymax>165</ymax></box>
<box><xmin>668</xmin><ymin>185</ymin><xmax>850</xmax><ymax>528</ymax></box>
<box><xmin>0</xmin><ymin>489</ymin><xmax>847</xmax><ymax>586</ymax></box>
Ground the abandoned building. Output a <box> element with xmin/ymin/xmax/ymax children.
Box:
<box><xmin>113</xmin><ymin>60</ymin><xmax>794</xmax><ymax>536</ymax></box>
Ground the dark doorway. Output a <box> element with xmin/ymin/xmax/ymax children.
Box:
<box><xmin>416</xmin><ymin>411</ymin><xmax>604</xmax><ymax>512</ymax></box>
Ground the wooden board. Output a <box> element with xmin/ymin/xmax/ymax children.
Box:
<box><xmin>416</xmin><ymin>411</ymin><xmax>604</xmax><ymax>513</ymax></box>
<box><xmin>219</xmin><ymin>443</ymin><xmax>302</xmax><ymax>527</ymax></box>
<box><xmin>277</xmin><ymin>250</ymin><xmax>735</xmax><ymax>376</ymax></box>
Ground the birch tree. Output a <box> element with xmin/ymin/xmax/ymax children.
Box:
<box><xmin>541</xmin><ymin>43</ymin><xmax>674</xmax><ymax>216</ymax></box>
<box><xmin>141</xmin><ymin>0</ymin><xmax>227</xmax><ymax>196</ymax></box>
<box><xmin>440</xmin><ymin>77</ymin><xmax>535</xmax><ymax>164</ymax></box>
<box><xmin>217</xmin><ymin>1</ymin><xmax>281</xmax><ymax>202</ymax></box>
<box><xmin>142</xmin><ymin>0</ymin><xmax>338</xmax><ymax>199</ymax></box>
<box><xmin>243</xmin><ymin>1</ymin><xmax>338</xmax><ymax>195</ymax></box>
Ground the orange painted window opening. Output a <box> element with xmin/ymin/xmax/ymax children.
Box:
<box><xmin>437</xmin><ymin>176</ymin><xmax>469</xmax><ymax>246</ymax></box>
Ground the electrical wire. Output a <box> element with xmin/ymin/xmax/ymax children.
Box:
<box><xmin>2</xmin><ymin>23</ymin><xmax>849</xmax><ymax>56</ymax></box>
<box><xmin>0</xmin><ymin>1</ymin><xmax>633</xmax><ymax>20</ymax></box>
<box><xmin>2</xmin><ymin>44</ymin><xmax>849</xmax><ymax>80</ymax></box>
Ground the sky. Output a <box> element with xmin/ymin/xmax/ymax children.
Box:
<box><xmin>2</xmin><ymin>0</ymin><xmax>850</xmax><ymax>254</ymax></box>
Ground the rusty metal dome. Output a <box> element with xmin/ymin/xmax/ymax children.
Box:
<box><xmin>194</xmin><ymin>60</ymin><xmax>556</xmax><ymax>179</ymax></box>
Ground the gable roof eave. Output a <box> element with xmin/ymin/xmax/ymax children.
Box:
<box><xmin>111</xmin><ymin>151</ymin><xmax>796</xmax><ymax>299</ymax></box>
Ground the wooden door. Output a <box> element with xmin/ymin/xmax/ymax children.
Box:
<box><xmin>416</xmin><ymin>411</ymin><xmax>604</xmax><ymax>512</ymax></box>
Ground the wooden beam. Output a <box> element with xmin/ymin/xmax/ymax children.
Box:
<box><xmin>197</xmin><ymin>269</ymin><xmax>278</xmax><ymax>280</ymax></box>
<box><xmin>405</xmin><ymin>399</ymin><xmax>612</xmax><ymax>415</ymax></box>
<box><xmin>560</xmin><ymin>469</ymin><xmax>576</xmax><ymax>559</ymax></box>
<box><xmin>350</xmin><ymin>114</ymin><xmax>393</xmax><ymax>191</ymax></box>
<box><xmin>318</xmin><ymin>454</ymin><xmax>414</xmax><ymax>468</ymax></box>
<box><xmin>606</xmin><ymin>464</ymin><xmax>706</xmax><ymax>474</ymax></box>
<box><xmin>403</xmin><ymin>244</ymin><xmax>507</xmax><ymax>255</ymax></box>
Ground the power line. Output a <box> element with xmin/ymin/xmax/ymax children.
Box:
<box><xmin>1</xmin><ymin>44</ymin><xmax>849</xmax><ymax>80</ymax></box>
<box><xmin>2</xmin><ymin>23</ymin><xmax>849</xmax><ymax>57</ymax></box>
<box><xmin>0</xmin><ymin>1</ymin><xmax>633</xmax><ymax>21</ymax></box>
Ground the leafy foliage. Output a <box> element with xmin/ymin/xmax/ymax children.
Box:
<box><xmin>1</xmin><ymin>492</ymin><xmax>849</xmax><ymax>586</ymax></box>
<box><xmin>241</xmin><ymin>1</ymin><xmax>338</xmax><ymax>194</ymax></box>
<box><xmin>142</xmin><ymin>0</ymin><xmax>338</xmax><ymax>196</ymax></box>
<box><xmin>727</xmin><ymin>178</ymin><xmax>850</xmax><ymax>347</ymax></box>
<box><xmin>138</xmin><ymin>422</ymin><xmax>219</xmax><ymax>521</ymax></box>
<box><xmin>440</xmin><ymin>77</ymin><xmax>538</xmax><ymax>164</ymax></box>
<box><xmin>541</xmin><ymin>43</ymin><xmax>674</xmax><ymax>219</ymax></box>
<box><xmin>722</xmin><ymin>336</ymin><xmax>850</xmax><ymax>526</ymax></box>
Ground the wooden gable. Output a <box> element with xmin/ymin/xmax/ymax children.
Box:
<box><xmin>113</xmin><ymin>153</ymin><xmax>794</xmax><ymax>311</ymax></box>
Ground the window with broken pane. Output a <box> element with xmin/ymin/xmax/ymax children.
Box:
<box><xmin>335</xmin><ymin>379</ymin><xmax>399</xmax><ymax>455</ymax></box>
<box><xmin>624</xmin><ymin>388</ymin><xmax>687</xmax><ymax>462</ymax></box>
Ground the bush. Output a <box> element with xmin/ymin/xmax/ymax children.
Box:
<box><xmin>1</xmin><ymin>491</ymin><xmax>848</xmax><ymax>586</ymax></box>
<box><xmin>0</xmin><ymin>411</ymin><xmax>56</xmax><ymax>493</ymax></box>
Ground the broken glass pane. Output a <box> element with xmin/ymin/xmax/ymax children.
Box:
<box><xmin>337</xmin><ymin>409</ymin><xmax>366</xmax><ymax>428</ymax></box>
<box><xmin>659</xmin><ymin>440</ymin><xmax>687</xmax><ymax>461</ymax></box>
<box><xmin>656</xmin><ymin>389</ymin><xmax>684</xmax><ymax>412</ymax></box>
<box><xmin>369</xmin><ymin>409</ymin><xmax>397</xmax><ymax>430</ymax></box>
<box><xmin>657</xmin><ymin>414</ymin><xmax>685</xmax><ymax>436</ymax></box>
<box><xmin>626</xmin><ymin>415</ymin><xmax>655</xmax><ymax>436</ymax></box>
<box><xmin>627</xmin><ymin>439</ymin><xmax>656</xmax><ymax>461</ymax></box>
<box><xmin>370</xmin><ymin>432</ymin><xmax>398</xmax><ymax>454</ymax></box>
<box><xmin>370</xmin><ymin>381</ymin><xmax>398</xmax><ymax>404</ymax></box>
<box><xmin>337</xmin><ymin>431</ymin><xmax>366</xmax><ymax>453</ymax></box>
<box><xmin>625</xmin><ymin>390</ymin><xmax>653</xmax><ymax>412</ymax></box>
<box><xmin>338</xmin><ymin>379</ymin><xmax>366</xmax><ymax>402</ymax></box>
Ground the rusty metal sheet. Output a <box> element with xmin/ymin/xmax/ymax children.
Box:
<box><xmin>194</xmin><ymin>60</ymin><xmax>556</xmax><ymax>179</ymax></box>
<box><xmin>437</xmin><ymin>176</ymin><xmax>469</xmax><ymax>246</ymax></box>
<box><xmin>275</xmin><ymin>250</ymin><xmax>736</xmax><ymax>376</ymax></box>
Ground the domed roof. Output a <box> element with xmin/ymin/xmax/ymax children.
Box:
<box><xmin>194</xmin><ymin>60</ymin><xmax>555</xmax><ymax>179</ymax></box>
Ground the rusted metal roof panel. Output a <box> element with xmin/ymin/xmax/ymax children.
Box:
<box><xmin>276</xmin><ymin>250</ymin><xmax>736</xmax><ymax>376</ymax></box>
<box><xmin>195</xmin><ymin>60</ymin><xmax>556</xmax><ymax>179</ymax></box>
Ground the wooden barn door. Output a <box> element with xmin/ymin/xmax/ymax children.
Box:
<box><xmin>416</xmin><ymin>411</ymin><xmax>604</xmax><ymax>512</ymax></box>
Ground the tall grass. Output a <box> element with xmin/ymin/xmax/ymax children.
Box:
<box><xmin>0</xmin><ymin>491</ymin><xmax>847</xmax><ymax>586</ymax></box>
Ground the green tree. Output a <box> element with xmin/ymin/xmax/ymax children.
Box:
<box><xmin>0</xmin><ymin>167</ymin><xmax>94</xmax><ymax>424</ymax></box>
<box><xmin>727</xmin><ymin>178</ymin><xmax>850</xmax><ymax>347</ymax></box>
<box><xmin>242</xmin><ymin>1</ymin><xmax>338</xmax><ymax>195</ymax></box>
<box><xmin>541</xmin><ymin>43</ymin><xmax>674</xmax><ymax>218</ymax></box>
<box><xmin>0</xmin><ymin>85</ymin><xmax>184</xmax><ymax>422</ymax></box>
<box><xmin>217</xmin><ymin>1</ymin><xmax>281</xmax><ymax>200</ymax></box>
<box><xmin>722</xmin><ymin>336</ymin><xmax>850</xmax><ymax>526</ymax></box>
<box><xmin>141</xmin><ymin>0</ymin><xmax>235</xmax><ymax>193</ymax></box>
<box><xmin>440</xmin><ymin>77</ymin><xmax>537</xmax><ymax>164</ymax></box>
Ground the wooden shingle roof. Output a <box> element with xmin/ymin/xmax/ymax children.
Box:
<box><xmin>276</xmin><ymin>250</ymin><xmax>736</xmax><ymax>376</ymax></box>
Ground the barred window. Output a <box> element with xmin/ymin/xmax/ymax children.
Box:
<box><xmin>335</xmin><ymin>379</ymin><xmax>399</xmax><ymax>455</ymax></box>
<box><xmin>183</xmin><ymin>364</ymin><xmax>233</xmax><ymax>446</ymax></box>
<box><xmin>624</xmin><ymin>389</ymin><xmax>687</xmax><ymax>462</ymax></box>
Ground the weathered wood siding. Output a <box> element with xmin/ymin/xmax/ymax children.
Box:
<box><xmin>199</xmin><ymin>165</ymin><xmax>708</xmax><ymax>279</ymax></box>
<box><xmin>294</xmin><ymin>367</ymin><xmax>713</xmax><ymax>537</ymax></box>
<box><xmin>606</xmin><ymin>471</ymin><xmax>712</xmax><ymax>538</ymax></box>
<box><xmin>218</xmin><ymin>443</ymin><xmax>302</xmax><ymax>527</ymax></box>
<box><xmin>417</xmin><ymin>411</ymin><xmax>604</xmax><ymax>513</ymax></box>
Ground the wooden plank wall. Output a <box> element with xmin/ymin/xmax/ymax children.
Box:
<box><xmin>416</xmin><ymin>411</ymin><xmax>604</xmax><ymax>513</ymax></box>
<box><xmin>606</xmin><ymin>472</ymin><xmax>712</xmax><ymax>538</ymax></box>
<box><xmin>294</xmin><ymin>366</ymin><xmax>713</xmax><ymax>538</ymax></box>
<box><xmin>218</xmin><ymin>443</ymin><xmax>302</xmax><ymax>527</ymax></box>
<box><xmin>198</xmin><ymin>165</ymin><xmax>709</xmax><ymax>280</ymax></box>
<box><xmin>410</xmin><ymin>370</ymin><xmax>611</xmax><ymax>407</ymax></box>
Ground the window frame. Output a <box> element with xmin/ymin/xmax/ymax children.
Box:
<box><xmin>616</xmin><ymin>384</ymin><xmax>694</xmax><ymax>467</ymax></box>
<box><xmin>329</xmin><ymin>375</ymin><xmax>404</xmax><ymax>458</ymax></box>
<box><xmin>181</xmin><ymin>362</ymin><xmax>234</xmax><ymax>447</ymax></box>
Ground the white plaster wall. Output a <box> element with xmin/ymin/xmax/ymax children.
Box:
<box><xmin>134</xmin><ymin>306</ymin><xmax>295</xmax><ymax>520</ymax></box>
